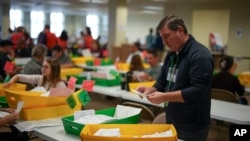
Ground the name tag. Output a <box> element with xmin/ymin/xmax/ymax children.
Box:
<box><xmin>167</xmin><ymin>67</ymin><xmax>178</xmax><ymax>82</ymax></box>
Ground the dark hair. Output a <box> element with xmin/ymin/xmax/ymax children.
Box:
<box><xmin>86</xmin><ymin>27</ymin><xmax>92</xmax><ymax>36</ymax></box>
<box><xmin>146</xmin><ymin>49</ymin><xmax>158</xmax><ymax>58</ymax></box>
<box><xmin>60</xmin><ymin>30</ymin><xmax>68</xmax><ymax>40</ymax></box>
<box><xmin>219</xmin><ymin>56</ymin><xmax>234</xmax><ymax>71</ymax></box>
<box><xmin>157</xmin><ymin>15</ymin><xmax>188</xmax><ymax>34</ymax></box>
<box><xmin>44</xmin><ymin>24</ymin><xmax>50</xmax><ymax>29</ymax></box>
<box><xmin>52</xmin><ymin>45</ymin><xmax>63</xmax><ymax>52</ymax></box>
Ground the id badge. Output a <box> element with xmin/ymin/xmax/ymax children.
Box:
<box><xmin>167</xmin><ymin>67</ymin><xmax>178</xmax><ymax>82</ymax></box>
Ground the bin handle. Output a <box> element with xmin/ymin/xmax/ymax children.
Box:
<box><xmin>70</xmin><ymin>125</ymin><xmax>79</xmax><ymax>130</ymax></box>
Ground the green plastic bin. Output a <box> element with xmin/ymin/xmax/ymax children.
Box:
<box><xmin>61</xmin><ymin>107</ymin><xmax>139</xmax><ymax>136</ymax></box>
<box><xmin>0</xmin><ymin>96</ymin><xmax>9</xmax><ymax>108</ymax></box>
<box><xmin>92</xmin><ymin>76</ymin><xmax>121</xmax><ymax>86</ymax></box>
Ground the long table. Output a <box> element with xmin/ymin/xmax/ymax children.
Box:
<box><xmin>76</xmin><ymin>85</ymin><xmax>250</xmax><ymax>124</ymax></box>
<box><xmin>31</xmin><ymin>85</ymin><xmax>250</xmax><ymax>141</ymax></box>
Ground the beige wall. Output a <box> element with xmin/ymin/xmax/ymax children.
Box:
<box><xmin>163</xmin><ymin>1</ymin><xmax>250</xmax><ymax>73</ymax></box>
<box><xmin>192</xmin><ymin>9</ymin><xmax>230</xmax><ymax>49</ymax></box>
<box><xmin>127</xmin><ymin>13</ymin><xmax>163</xmax><ymax>45</ymax></box>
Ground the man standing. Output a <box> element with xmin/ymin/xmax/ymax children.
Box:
<box><xmin>137</xmin><ymin>15</ymin><xmax>214</xmax><ymax>141</ymax></box>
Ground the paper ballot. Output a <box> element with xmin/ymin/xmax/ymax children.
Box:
<box><xmin>132</xmin><ymin>89</ymin><xmax>147</xmax><ymax>98</ymax></box>
<box><xmin>15</xmin><ymin>101</ymin><xmax>24</xmax><ymax>113</ymax></box>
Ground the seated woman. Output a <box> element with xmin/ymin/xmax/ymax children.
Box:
<box><xmin>129</xmin><ymin>54</ymin><xmax>145</xmax><ymax>82</ymax></box>
<box><xmin>4</xmin><ymin>57</ymin><xmax>66</xmax><ymax>91</ymax></box>
<box><xmin>212</xmin><ymin>56</ymin><xmax>248</xmax><ymax>105</ymax></box>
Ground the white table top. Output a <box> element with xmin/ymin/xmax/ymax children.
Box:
<box><xmin>211</xmin><ymin>99</ymin><xmax>250</xmax><ymax>124</ymax></box>
<box><xmin>33</xmin><ymin>125</ymin><xmax>79</xmax><ymax>141</ymax></box>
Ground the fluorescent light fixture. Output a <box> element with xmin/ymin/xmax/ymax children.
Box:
<box><xmin>47</xmin><ymin>1</ymin><xmax>70</xmax><ymax>6</ymax></box>
<box><xmin>18</xmin><ymin>2</ymin><xmax>34</xmax><ymax>6</ymax></box>
<box><xmin>141</xmin><ymin>10</ymin><xmax>159</xmax><ymax>14</ymax></box>
<box><xmin>79</xmin><ymin>0</ymin><xmax>91</xmax><ymax>2</ymax></box>
<box><xmin>151</xmin><ymin>0</ymin><xmax>168</xmax><ymax>2</ymax></box>
<box><xmin>92</xmin><ymin>0</ymin><xmax>108</xmax><ymax>4</ymax></box>
<box><xmin>144</xmin><ymin>6</ymin><xmax>163</xmax><ymax>11</ymax></box>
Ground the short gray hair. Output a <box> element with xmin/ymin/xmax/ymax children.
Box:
<box><xmin>32</xmin><ymin>44</ymin><xmax>47</xmax><ymax>57</ymax></box>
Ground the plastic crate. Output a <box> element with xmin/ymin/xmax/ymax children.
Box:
<box><xmin>80</xmin><ymin>124</ymin><xmax>177</xmax><ymax>141</ymax></box>
<box><xmin>238</xmin><ymin>72</ymin><xmax>250</xmax><ymax>86</ymax></box>
<box><xmin>6</xmin><ymin>89</ymin><xmax>83</xmax><ymax>120</ymax></box>
<box><xmin>92</xmin><ymin>76</ymin><xmax>121</xmax><ymax>86</ymax></box>
<box><xmin>4</xmin><ymin>90</ymin><xmax>69</xmax><ymax>109</ymax></box>
<box><xmin>86</xmin><ymin>58</ymin><xmax>113</xmax><ymax>66</ymax></box>
<box><xmin>129</xmin><ymin>81</ymin><xmax>156</xmax><ymax>92</ymax></box>
<box><xmin>116</xmin><ymin>63</ymin><xmax>130</xmax><ymax>71</ymax></box>
<box><xmin>71</xmin><ymin>57</ymin><xmax>94</xmax><ymax>65</ymax></box>
<box><xmin>61</xmin><ymin>68</ymin><xmax>83</xmax><ymax>80</ymax></box>
<box><xmin>0</xmin><ymin>83</ymin><xmax>26</xmax><ymax>96</ymax></box>
<box><xmin>62</xmin><ymin>107</ymin><xmax>139</xmax><ymax>136</ymax></box>
<box><xmin>0</xmin><ymin>96</ymin><xmax>8</xmax><ymax>108</ymax></box>
<box><xmin>21</xmin><ymin>104</ymin><xmax>81</xmax><ymax>120</ymax></box>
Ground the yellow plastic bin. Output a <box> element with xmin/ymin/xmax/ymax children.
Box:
<box><xmin>71</xmin><ymin>57</ymin><xmax>94</xmax><ymax>65</ymax></box>
<box><xmin>21</xmin><ymin>104</ymin><xmax>81</xmax><ymax>120</ymax></box>
<box><xmin>62</xmin><ymin>107</ymin><xmax>140</xmax><ymax>136</ymax></box>
<box><xmin>238</xmin><ymin>72</ymin><xmax>250</xmax><ymax>86</ymax></box>
<box><xmin>61</xmin><ymin>68</ymin><xmax>83</xmax><ymax>80</ymax></box>
<box><xmin>116</xmin><ymin>63</ymin><xmax>130</xmax><ymax>72</ymax></box>
<box><xmin>0</xmin><ymin>83</ymin><xmax>26</xmax><ymax>96</ymax></box>
<box><xmin>129</xmin><ymin>81</ymin><xmax>156</xmax><ymax>92</ymax></box>
<box><xmin>80</xmin><ymin>124</ymin><xmax>177</xmax><ymax>141</ymax></box>
<box><xmin>4</xmin><ymin>90</ymin><xmax>68</xmax><ymax>109</ymax></box>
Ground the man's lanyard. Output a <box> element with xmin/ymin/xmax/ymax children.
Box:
<box><xmin>165</xmin><ymin>53</ymin><xmax>179</xmax><ymax>107</ymax></box>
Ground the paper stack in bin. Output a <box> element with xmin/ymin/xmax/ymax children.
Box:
<box><xmin>62</xmin><ymin>105</ymin><xmax>141</xmax><ymax>136</ymax></box>
<box><xmin>80</xmin><ymin>124</ymin><xmax>177</xmax><ymax>141</ymax></box>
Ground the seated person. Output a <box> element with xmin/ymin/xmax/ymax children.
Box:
<box><xmin>0</xmin><ymin>40</ymin><xmax>22</xmax><ymax>82</ymax></box>
<box><xmin>126</xmin><ymin>42</ymin><xmax>143</xmax><ymax>63</ymax></box>
<box><xmin>129</xmin><ymin>54</ymin><xmax>145</xmax><ymax>82</ymax></box>
<box><xmin>52</xmin><ymin>45</ymin><xmax>73</xmax><ymax>68</ymax></box>
<box><xmin>4</xmin><ymin>57</ymin><xmax>66</xmax><ymax>91</ymax></box>
<box><xmin>140</xmin><ymin>49</ymin><xmax>162</xmax><ymax>81</ymax></box>
<box><xmin>23</xmin><ymin>44</ymin><xmax>47</xmax><ymax>74</ymax></box>
<box><xmin>0</xmin><ymin>108</ymin><xmax>27</xmax><ymax>141</ymax></box>
<box><xmin>212</xmin><ymin>56</ymin><xmax>248</xmax><ymax>105</ymax></box>
<box><xmin>91</xmin><ymin>40</ymin><xmax>102</xmax><ymax>58</ymax></box>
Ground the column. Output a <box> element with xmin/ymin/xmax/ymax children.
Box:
<box><xmin>108</xmin><ymin>0</ymin><xmax>128</xmax><ymax>59</ymax></box>
<box><xmin>0</xmin><ymin>3</ymin><xmax>10</xmax><ymax>39</ymax></box>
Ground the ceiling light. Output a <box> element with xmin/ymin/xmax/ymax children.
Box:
<box><xmin>92</xmin><ymin>0</ymin><xmax>108</xmax><ymax>4</ymax></box>
<box><xmin>47</xmin><ymin>1</ymin><xmax>70</xmax><ymax>6</ymax></box>
<box><xmin>144</xmin><ymin>6</ymin><xmax>163</xmax><ymax>11</ymax></box>
<box><xmin>141</xmin><ymin>10</ymin><xmax>159</xmax><ymax>14</ymax></box>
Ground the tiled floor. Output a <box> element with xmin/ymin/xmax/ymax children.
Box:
<box><xmin>2</xmin><ymin>93</ymin><xmax>248</xmax><ymax>141</ymax></box>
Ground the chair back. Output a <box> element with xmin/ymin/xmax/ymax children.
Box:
<box><xmin>122</xmin><ymin>101</ymin><xmax>155</xmax><ymax>122</ymax></box>
<box><xmin>152</xmin><ymin>112</ymin><xmax>166</xmax><ymax>124</ymax></box>
<box><xmin>211</xmin><ymin>88</ymin><xmax>238</xmax><ymax>103</ymax></box>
